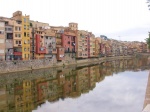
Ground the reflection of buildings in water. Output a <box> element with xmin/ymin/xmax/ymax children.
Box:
<box><xmin>77</xmin><ymin>67</ymin><xmax>89</xmax><ymax>93</ymax></box>
<box><xmin>0</xmin><ymin>57</ymin><xmax>149</xmax><ymax>111</ymax></box>
<box><xmin>0</xmin><ymin>88</ymin><xmax>7</xmax><ymax>111</ymax></box>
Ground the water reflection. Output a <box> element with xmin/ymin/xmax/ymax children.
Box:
<box><xmin>0</xmin><ymin>57</ymin><xmax>149</xmax><ymax>112</ymax></box>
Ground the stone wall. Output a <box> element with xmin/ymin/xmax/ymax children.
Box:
<box><xmin>0</xmin><ymin>56</ymin><xmax>134</xmax><ymax>74</ymax></box>
<box><xmin>0</xmin><ymin>59</ymin><xmax>54</xmax><ymax>73</ymax></box>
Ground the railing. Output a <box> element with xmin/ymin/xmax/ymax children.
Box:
<box><xmin>65</xmin><ymin>50</ymin><xmax>76</xmax><ymax>53</ymax></box>
<box><xmin>14</xmin><ymin>52</ymin><xmax>22</xmax><ymax>55</ymax></box>
<box><xmin>52</xmin><ymin>49</ymin><xmax>57</xmax><ymax>54</ymax></box>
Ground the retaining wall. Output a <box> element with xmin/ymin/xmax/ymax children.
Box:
<box><xmin>0</xmin><ymin>56</ymin><xmax>134</xmax><ymax>74</ymax></box>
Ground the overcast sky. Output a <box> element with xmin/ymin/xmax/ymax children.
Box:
<box><xmin>1</xmin><ymin>0</ymin><xmax>150</xmax><ymax>41</ymax></box>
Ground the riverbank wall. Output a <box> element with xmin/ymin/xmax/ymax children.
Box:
<box><xmin>0</xmin><ymin>55</ymin><xmax>135</xmax><ymax>74</ymax></box>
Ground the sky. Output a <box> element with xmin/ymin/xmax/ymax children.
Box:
<box><xmin>1</xmin><ymin>0</ymin><xmax>150</xmax><ymax>41</ymax></box>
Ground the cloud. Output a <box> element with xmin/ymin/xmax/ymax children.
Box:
<box><xmin>1</xmin><ymin>0</ymin><xmax>150</xmax><ymax>42</ymax></box>
<box><xmin>95</xmin><ymin>25</ymin><xmax>150</xmax><ymax>41</ymax></box>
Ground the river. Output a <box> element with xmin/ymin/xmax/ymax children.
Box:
<box><xmin>0</xmin><ymin>57</ymin><xmax>149</xmax><ymax>112</ymax></box>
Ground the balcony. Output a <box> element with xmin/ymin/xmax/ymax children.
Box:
<box><xmin>18</xmin><ymin>44</ymin><xmax>22</xmax><ymax>47</ymax></box>
<box><xmin>52</xmin><ymin>48</ymin><xmax>57</xmax><ymax>54</ymax></box>
<box><xmin>30</xmin><ymin>49</ymin><xmax>35</xmax><ymax>52</ymax></box>
<box><xmin>14</xmin><ymin>44</ymin><xmax>22</xmax><ymax>47</ymax></box>
<box><xmin>6</xmin><ymin>33</ymin><xmax>13</xmax><ymax>39</ymax></box>
<box><xmin>14</xmin><ymin>52</ymin><xmax>22</xmax><ymax>55</ymax></box>
<box><xmin>65</xmin><ymin>49</ymin><xmax>75</xmax><ymax>53</ymax></box>
<box><xmin>72</xmin><ymin>42</ymin><xmax>75</xmax><ymax>46</ymax></box>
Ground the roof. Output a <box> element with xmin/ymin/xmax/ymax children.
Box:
<box><xmin>0</xmin><ymin>20</ymin><xmax>5</xmax><ymax>22</ymax></box>
<box><xmin>30</xmin><ymin>20</ymin><xmax>49</xmax><ymax>25</ymax></box>
<box><xmin>69</xmin><ymin>22</ymin><xmax>78</xmax><ymax>24</ymax></box>
<box><xmin>50</xmin><ymin>26</ymin><xmax>67</xmax><ymax>28</ymax></box>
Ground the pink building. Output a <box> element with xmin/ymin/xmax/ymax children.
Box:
<box><xmin>36</xmin><ymin>34</ymin><xmax>46</xmax><ymax>54</ymax></box>
<box><xmin>62</xmin><ymin>29</ymin><xmax>76</xmax><ymax>53</ymax></box>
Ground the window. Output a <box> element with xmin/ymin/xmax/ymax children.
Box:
<box><xmin>18</xmin><ymin>34</ymin><xmax>21</xmax><ymax>37</ymax></box>
<box><xmin>24</xmin><ymin>54</ymin><xmax>26</xmax><ymax>58</ymax></box>
<box><xmin>8</xmin><ymin>28</ymin><xmax>11</xmax><ymax>31</ymax></box>
<box><xmin>24</xmin><ymin>32</ymin><xmax>26</xmax><ymax>37</ymax></box>
<box><xmin>24</xmin><ymin>25</ymin><xmax>26</xmax><ymax>30</ymax></box>
<box><xmin>19</xmin><ymin>27</ymin><xmax>21</xmax><ymax>31</ymax></box>
<box><xmin>28</xmin><ymin>40</ymin><xmax>30</xmax><ymax>44</ymax></box>
<box><xmin>24</xmin><ymin>18</ymin><xmax>26</xmax><ymax>23</ymax></box>
<box><xmin>19</xmin><ymin>41</ymin><xmax>21</xmax><ymax>44</ymax></box>
<box><xmin>0</xmin><ymin>30</ymin><xmax>4</xmax><ymax>34</ymax></box>
<box><xmin>27</xmin><ymin>25</ymin><xmax>29</xmax><ymax>30</ymax></box>
<box><xmin>28</xmin><ymin>54</ymin><xmax>30</xmax><ymax>58</ymax></box>
<box><xmin>28</xmin><ymin>48</ymin><xmax>30</xmax><ymax>51</ymax></box>
<box><xmin>15</xmin><ymin>34</ymin><xmax>17</xmax><ymax>37</ymax></box>
<box><xmin>24</xmin><ymin>48</ymin><xmax>26</xmax><ymax>51</ymax></box>
<box><xmin>7</xmin><ymin>33</ymin><xmax>13</xmax><ymax>39</ymax></box>
<box><xmin>15</xmin><ymin>27</ymin><xmax>17</xmax><ymax>31</ymax></box>
<box><xmin>27</xmin><ymin>33</ymin><xmax>29</xmax><ymax>37</ymax></box>
<box><xmin>16</xmin><ymin>41</ymin><xmax>18</xmax><ymax>44</ymax></box>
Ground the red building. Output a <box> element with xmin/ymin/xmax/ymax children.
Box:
<box><xmin>62</xmin><ymin>29</ymin><xmax>76</xmax><ymax>53</ymax></box>
<box><xmin>36</xmin><ymin>34</ymin><xmax>46</xmax><ymax>54</ymax></box>
<box><xmin>57</xmin><ymin>47</ymin><xmax>65</xmax><ymax>61</ymax></box>
<box><xmin>37</xmin><ymin>81</ymin><xmax>48</xmax><ymax>102</ymax></box>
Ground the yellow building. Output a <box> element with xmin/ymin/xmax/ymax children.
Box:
<box><xmin>12</xmin><ymin>11</ymin><xmax>30</xmax><ymax>60</ymax></box>
<box><xmin>22</xmin><ymin>80</ymin><xmax>33</xmax><ymax>111</ymax></box>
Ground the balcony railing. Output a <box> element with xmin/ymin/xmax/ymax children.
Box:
<box><xmin>65</xmin><ymin>50</ymin><xmax>76</xmax><ymax>53</ymax></box>
<box><xmin>52</xmin><ymin>48</ymin><xmax>57</xmax><ymax>54</ymax></box>
<box><xmin>14</xmin><ymin>52</ymin><xmax>22</xmax><ymax>55</ymax></box>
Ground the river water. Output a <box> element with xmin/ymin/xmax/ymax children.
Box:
<box><xmin>0</xmin><ymin>57</ymin><xmax>149</xmax><ymax>112</ymax></box>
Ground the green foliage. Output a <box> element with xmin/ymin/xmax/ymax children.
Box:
<box><xmin>146</xmin><ymin>36</ymin><xmax>150</xmax><ymax>49</ymax></box>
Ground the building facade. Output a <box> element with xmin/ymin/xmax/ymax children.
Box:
<box><xmin>76</xmin><ymin>30</ymin><xmax>88</xmax><ymax>58</ymax></box>
<box><xmin>12</xmin><ymin>11</ymin><xmax>30</xmax><ymax>60</ymax></box>
<box><xmin>44</xmin><ymin>29</ymin><xmax>57</xmax><ymax>60</ymax></box>
<box><xmin>5</xmin><ymin>21</ymin><xmax>14</xmax><ymax>60</ymax></box>
<box><xmin>0</xmin><ymin>20</ymin><xmax>5</xmax><ymax>60</ymax></box>
<box><xmin>62</xmin><ymin>28</ymin><xmax>76</xmax><ymax>61</ymax></box>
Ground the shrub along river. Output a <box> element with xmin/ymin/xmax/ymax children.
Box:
<box><xmin>0</xmin><ymin>57</ymin><xmax>149</xmax><ymax>112</ymax></box>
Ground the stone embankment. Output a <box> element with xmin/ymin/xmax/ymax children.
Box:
<box><xmin>0</xmin><ymin>56</ymin><xmax>134</xmax><ymax>74</ymax></box>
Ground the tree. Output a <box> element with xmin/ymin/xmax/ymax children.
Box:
<box><xmin>145</xmin><ymin>33</ymin><xmax>150</xmax><ymax>49</ymax></box>
<box><xmin>146</xmin><ymin>1</ymin><xmax>150</xmax><ymax>50</ymax></box>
